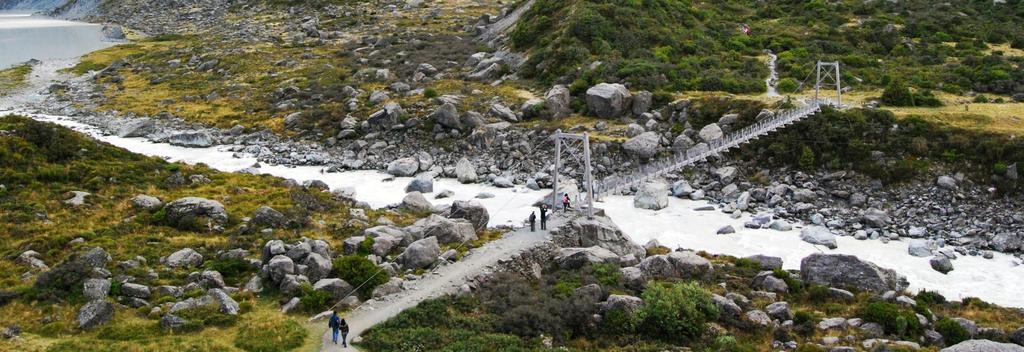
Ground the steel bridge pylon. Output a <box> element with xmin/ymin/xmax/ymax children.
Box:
<box><xmin>550</xmin><ymin>129</ymin><xmax>595</xmax><ymax>219</ymax></box>
<box><xmin>815</xmin><ymin>61</ymin><xmax>842</xmax><ymax>107</ymax></box>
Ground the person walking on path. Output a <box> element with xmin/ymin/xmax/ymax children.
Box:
<box><xmin>528</xmin><ymin>211</ymin><xmax>536</xmax><ymax>232</ymax></box>
<box><xmin>562</xmin><ymin>194</ymin><xmax>571</xmax><ymax>211</ymax></box>
<box><xmin>539</xmin><ymin>205</ymin><xmax>548</xmax><ymax>230</ymax></box>
<box><xmin>328</xmin><ymin>311</ymin><xmax>349</xmax><ymax>347</ymax></box>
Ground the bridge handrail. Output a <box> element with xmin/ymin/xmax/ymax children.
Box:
<box><xmin>593</xmin><ymin>99</ymin><xmax>834</xmax><ymax>197</ymax></box>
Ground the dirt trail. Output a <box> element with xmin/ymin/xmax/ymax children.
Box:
<box><xmin>318</xmin><ymin>214</ymin><xmax>565</xmax><ymax>351</ymax></box>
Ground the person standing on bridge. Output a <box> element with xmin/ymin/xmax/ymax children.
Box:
<box><xmin>528</xmin><ymin>211</ymin><xmax>536</xmax><ymax>232</ymax></box>
<box><xmin>539</xmin><ymin>204</ymin><xmax>548</xmax><ymax>230</ymax></box>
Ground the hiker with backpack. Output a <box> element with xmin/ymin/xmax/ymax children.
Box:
<box><xmin>328</xmin><ymin>311</ymin><xmax>349</xmax><ymax>347</ymax></box>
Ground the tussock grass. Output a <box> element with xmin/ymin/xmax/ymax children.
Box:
<box><xmin>0</xmin><ymin>63</ymin><xmax>33</xmax><ymax>96</ymax></box>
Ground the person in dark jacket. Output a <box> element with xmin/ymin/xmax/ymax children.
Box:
<box><xmin>528</xmin><ymin>211</ymin><xmax>536</xmax><ymax>232</ymax></box>
<box><xmin>328</xmin><ymin>311</ymin><xmax>349</xmax><ymax>347</ymax></box>
<box><xmin>539</xmin><ymin>205</ymin><xmax>548</xmax><ymax>230</ymax></box>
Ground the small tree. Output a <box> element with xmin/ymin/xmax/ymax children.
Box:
<box><xmin>882</xmin><ymin>80</ymin><xmax>915</xmax><ymax>106</ymax></box>
<box><xmin>799</xmin><ymin>145</ymin><xmax>817</xmax><ymax>170</ymax></box>
<box><xmin>777</xmin><ymin>78</ymin><xmax>799</xmax><ymax>93</ymax></box>
<box><xmin>635</xmin><ymin>282</ymin><xmax>718</xmax><ymax>341</ymax></box>
<box><xmin>332</xmin><ymin>255</ymin><xmax>389</xmax><ymax>299</ymax></box>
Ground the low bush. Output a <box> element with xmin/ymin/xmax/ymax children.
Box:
<box><xmin>635</xmin><ymin>282</ymin><xmax>718</xmax><ymax>342</ymax></box>
<box><xmin>332</xmin><ymin>255</ymin><xmax>389</xmax><ymax>300</ymax></box>
<box><xmin>297</xmin><ymin>283</ymin><xmax>333</xmax><ymax>313</ymax></box>
<box><xmin>591</xmin><ymin>263</ymin><xmax>621</xmax><ymax>287</ymax></box>
<box><xmin>177</xmin><ymin>305</ymin><xmax>238</xmax><ymax>331</ymax></box>
<box><xmin>916</xmin><ymin>290</ymin><xmax>947</xmax><ymax>306</ymax></box>
<box><xmin>858</xmin><ymin>301</ymin><xmax>922</xmax><ymax>338</ymax></box>
<box><xmin>934</xmin><ymin>317</ymin><xmax>971</xmax><ymax>346</ymax></box>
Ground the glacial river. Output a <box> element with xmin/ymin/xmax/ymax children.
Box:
<box><xmin>0</xmin><ymin>12</ymin><xmax>113</xmax><ymax>69</ymax></box>
<box><xmin>0</xmin><ymin>17</ymin><xmax>1022</xmax><ymax>307</ymax></box>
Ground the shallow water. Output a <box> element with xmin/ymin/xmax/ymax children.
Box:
<box><xmin>0</xmin><ymin>12</ymin><xmax>114</xmax><ymax>69</ymax></box>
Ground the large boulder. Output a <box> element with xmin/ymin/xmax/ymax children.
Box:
<box><xmin>907</xmin><ymin>239</ymin><xmax>936</xmax><ymax>257</ymax></box>
<box><xmin>800</xmin><ymin>226</ymin><xmax>838</xmax><ymax>249</ymax></box>
<box><xmin>251</xmin><ymin>206</ymin><xmax>287</xmax><ymax>228</ymax></box>
<box><xmin>401</xmin><ymin>192</ymin><xmax>435</xmax><ymax>213</ymax></box>
<box><xmin>930</xmin><ymin>255</ymin><xmax>954</xmax><ymax>274</ymax></box>
<box><xmin>83</xmin><ymin>278</ymin><xmax>111</xmax><ymax>300</ymax></box>
<box><xmin>432</xmin><ymin>103</ymin><xmax>462</xmax><ymax>130</ymax></box>
<box><xmin>303</xmin><ymin>253</ymin><xmax>332</xmax><ymax>282</ymax></box>
<box><xmin>448</xmin><ymin>200</ymin><xmax>489</xmax><ymax>232</ymax></box>
<box><xmin>399</xmin><ymin>236</ymin><xmax>440</xmax><ymax>270</ymax></box>
<box><xmin>419</xmin><ymin>214</ymin><xmax>477</xmax><ymax>244</ymax></box>
<box><xmin>698</xmin><ymin>123</ymin><xmax>724</xmax><ymax>142</ymax></box>
<box><xmin>202</xmin><ymin>288</ymin><xmax>239</xmax><ymax>315</ymax></box>
<box><xmin>936</xmin><ymin>176</ymin><xmax>959</xmax><ymax>191</ymax></box>
<box><xmin>163</xmin><ymin>248</ymin><xmax>203</xmax><ymax>268</ymax></box>
<box><xmin>862</xmin><ymin>208</ymin><xmax>891</xmax><ymax>228</ymax></box>
<box><xmin>600</xmin><ymin>295</ymin><xmax>644</xmax><ymax>316</ymax></box>
<box><xmin>77</xmin><ymin>300</ymin><xmax>114</xmax><ymax>330</ymax></box>
<box><xmin>622</xmin><ymin>132</ymin><xmax>662</xmax><ymax>159</ymax></box>
<box><xmin>941</xmin><ymin>340</ymin><xmax>1024</xmax><ymax>352</ymax></box>
<box><xmin>551</xmin><ymin>215</ymin><xmax>645</xmax><ymax>259</ymax></box>
<box><xmin>130</xmin><ymin>194</ymin><xmax>163</xmax><ymax>211</ymax></box>
<box><xmin>267</xmin><ymin>255</ymin><xmax>295</xmax><ymax>283</ymax></box>
<box><xmin>800</xmin><ymin>253</ymin><xmax>908</xmax><ymax>293</ymax></box>
<box><xmin>633</xmin><ymin>181</ymin><xmax>669</xmax><ymax>210</ymax></box>
<box><xmin>313</xmin><ymin>278</ymin><xmax>354</xmax><ymax>300</ymax></box>
<box><xmin>555</xmin><ymin>247</ymin><xmax>619</xmax><ymax>270</ymax></box>
<box><xmin>163</xmin><ymin>197</ymin><xmax>228</xmax><ymax>231</ymax></box>
<box><xmin>636</xmin><ymin>251</ymin><xmax>713</xmax><ymax>280</ymax></box>
<box><xmin>544</xmin><ymin>85</ymin><xmax>571</xmax><ymax>119</ymax></box>
<box><xmin>586</xmin><ymin>83</ymin><xmax>632</xmax><ymax>118</ymax></box>
<box><xmin>115</xmin><ymin>118</ymin><xmax>154</xmax><ymax>137</ymax></box>
<box><xmin>455</xmin><ymin>158</ymin><xmax>477</xmax><ymax>184</ymax></box>
<box><xmin>387</xmin><ymin>157</ymin><xmax>420</xmax><ymax>177</ymax></box>
<box><xmin>405</xmin><ymin>176</ymin><xmax>434</xmax><ymax>193</ymax></box>
<box><xmin>35</xmin><ymin>247</ymin><xmax>110</xmax><ymax>294</ymax></box>
<box><xmin>168</xmin><ymin>132</ymin><xmax>214</xmax><ymax>148</ymax></box>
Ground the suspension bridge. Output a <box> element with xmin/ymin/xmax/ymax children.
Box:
<box><xmin>552</xmin><ymin>61</ymin><xmax>844</xmax><ymax>218</ymax></box>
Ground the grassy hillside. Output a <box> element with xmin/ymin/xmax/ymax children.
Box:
<box><xmin>0</xmin><ymin>115</ymin><xmax>402</xmax><ymax>351</ymax></box>
<box><xmin>513</xmin><ymin>0</ymin><xmax>1024</xmax><ymax>97</ymax></box>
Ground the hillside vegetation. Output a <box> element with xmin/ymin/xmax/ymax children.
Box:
<box><xmin>513</xmin><ymin>0</ymin><xmax>1024</xmax><ymax>98</ymax></box>
<box><xmin>361</xmin><ymin>252</ymin><xmax>1024</xmax><ymax>351</ymax></box>
<box><xmin>0</xmin><ymin>116</ymin><xmax>395</xmax><ymax>351</ymax></box>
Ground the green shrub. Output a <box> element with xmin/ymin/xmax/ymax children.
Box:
<box><xmin>591</xmin><ymin>263</ymin><xmax>621</xmax><ymax>287</ymax></box>
<box><xmin>805</xmin><ymin>285</ymin><xmax>831</xmax><ymax>303</ymax></box>
<box><xmin>973</xmin><ymin>94</ymin><xmax>990</xmax><ymax>103</ymax></box>
<box><xmin>297</xmin><ymin>283</ymin><xmax>333</xmax><ymax>313</ymax></box>
<box><xmin>935</xmin><ymin>318</ymin><xmax>970</xmax><ymax>345</ymax></box>
<box><xmin>233</xmin><ymin>318</ymin><xmax>306</xmax><ymax>352</ymax></box>
<box><xmin>635</xmin><ymin>282</ymin><xmax>718</xmax><ymax>342</ymax></box>
<box><xmin>332</xmin><ymin>255</ymin><xmax>388</xmax><ymax>299</ymax></box>
<box><xmin>858</xmin><ymin>301</ymin><xmax>922</xmax><ymax>338</ymax></box>
<box><xmin>777</xmin><ymin>78</ymin><xmax>799</xmax><ymax>93</ymax></box>
<box><xmin>177</xmin><ymin>305</ymin><xmax>238</xmax><ymax>331</ymax></box>
<box><xmin>712</xmin><ymin>335</ymin><xmax>757</xmax><ymax>352</ymax></box>
<box><xmin>792</xmin><ymin>310</ymin><xmax>817</xmax><ymax>336</ymax></box>
<box><xmin>423</xmin><ymin>88</ymin><xmax>438</xmax><ymax>99</ymax></box>
<box><xmin>882</xmin><ymin>80</ymin><xmax>915</xmax><ymax>106</ymax></box>
<box><xmin>915</xmin><ymin>290</ymin><xmax>947</xmax><ymax>306</ymax></box>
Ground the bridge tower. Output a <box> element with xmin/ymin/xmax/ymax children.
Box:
<box><xmin>550</xmin><ymin>129</ymin><xmax>595</xmax><ymax>219</ymax></box>
<box><xmin>814</xmin><ymin>61</ymin><xmax>842</xmax><ymax>106</ymax></box>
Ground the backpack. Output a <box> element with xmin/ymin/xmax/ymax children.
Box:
<box><xmin>328</xmin><ymin>316</ymin><xmax>339</xmax><ymax>329</ymax></box>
